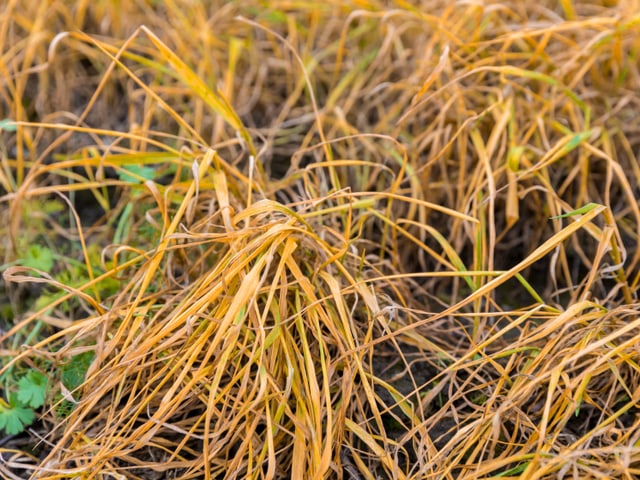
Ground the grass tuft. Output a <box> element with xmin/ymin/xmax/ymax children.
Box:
<box><xmin>1</xmin><ymin>1</ymin><xmax>640</xmax><ymax>478</ymax></box>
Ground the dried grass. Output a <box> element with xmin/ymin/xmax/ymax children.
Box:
<box><xmin>1</xmin><ymin>1</ymin><xmax>640</xmax><ymax>478</ymax></box>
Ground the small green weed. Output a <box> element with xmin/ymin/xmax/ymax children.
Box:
<box><xmin>0</xmin><ymin>368</ymin><xmax>49</xmax><ymax>435</ymax></box>
<box><xmin>0</xmin><ymin>394</ymin><xmax>36</xmax><ymax>435</ymax></box>
<box><xmin>0</xmin><ymin>352</ymin><xmax>94</xmax><ymax>435</ymax></box>
<box><xmin>1</xmin><ymin>236</ymin><xmax>103</xmax><ymax>435</ymax></box>
<box><xmin>0</xmin><ymin>370</ymin><xmax>46</xmax><ymax>435</ymax></box>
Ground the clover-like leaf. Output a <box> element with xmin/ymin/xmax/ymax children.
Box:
<box><xmin>0</xmin><ymin>395</ymin><xmax>36</xmax><ymax>435</ymax></box>
<box><xmin>17</xmin><ymin>370</ymin><xmax>48</xmax><ymax>409</ymax></box>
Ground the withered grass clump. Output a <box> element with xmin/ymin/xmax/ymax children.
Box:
<box><xmin>1</xmin><ymin>1</ymin><xmax>640</xmax><ymax>478</ymax></box>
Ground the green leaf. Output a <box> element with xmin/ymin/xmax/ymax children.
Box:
<box><xmin>17</xmin><ymin>371</ymin><xmax>48</xmax><ymax>408</ymax></box>
<box><xmin>495</xmin><ymin>462</ymin><xmax>530</xmax><ymax>477</ymax></box>
<box><xmin>0</xmin><ymin>395</ymin><xmax>35</xmax><ymax>435</ymax></box>
<box><xmin>561</xmin><ymin>129</ymin><xmax>595</xmax><ymax>154</ymax></box>
<box><xmin>114</xmin><ymin>202</ymin><xmax>133</xmax><ymax>244</ymax></box>
<box><xmin>117</xmin><ymin>164</ymin><xmax>156</xmax><ymax>183</ymax></box>
<box><xmin>550</xmin><ymin>202</ymin><xmax>600</xmax><ymax>219</ymax></box>
<box><xmin>62</xmin><ymin>351</ymin><xmax>94</xmax><ymax>391</ymax></box>
<box><xmin>21</xmin><ymin>244</ymin><xmax>55</xmax><ymax>273</ymax></box>
<box><xmin>0</xmin><ymin>118</ymin><xmax>17</xmax><ymax>132</ymax></box>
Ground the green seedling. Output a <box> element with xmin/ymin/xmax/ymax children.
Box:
<box><xmin>0</xmin><ymin>353</ymin><xmax>94</xmax><ymax>435</ymax></box>
<box><xmin>0</xmin><ymin>394</ymin><xmax>36</xmax><ymax>435</ymax></box>
<box><xmin>0</xmin><ymin>371</ymin><xmax>47</xmax><ymax>435</ymax></box>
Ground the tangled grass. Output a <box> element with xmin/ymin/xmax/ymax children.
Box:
<box><xmin>1</xmin><ymin>1</ymin><xmax>640</xmax><ymax>478</ymax></box>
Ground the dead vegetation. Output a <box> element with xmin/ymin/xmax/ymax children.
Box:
<box><xmin>1</xmin><ymin>1</ymin><xmax>640</xmax><ymax>478</ymax></box>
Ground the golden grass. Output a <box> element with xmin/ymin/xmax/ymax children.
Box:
<box><xmin>1</xmin><ymin>1</ymin><xmax>640</xmax><ymax>478</ymax></box>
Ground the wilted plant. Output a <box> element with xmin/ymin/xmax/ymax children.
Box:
<box><xmin>1</xmin><ymin>1</ymin><xmax>640</xmax><ymax>479</ymax></box>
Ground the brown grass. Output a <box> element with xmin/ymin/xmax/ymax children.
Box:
<box><xmin>1</xmin><ymin>1</ymin><xmax>640</xmax><ymax>478</ymax></box>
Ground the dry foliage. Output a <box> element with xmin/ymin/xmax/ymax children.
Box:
<box><xmin>1</xmin><ymin>1</ymin><xmax>640</xmax><ymax>478</ymax></box>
